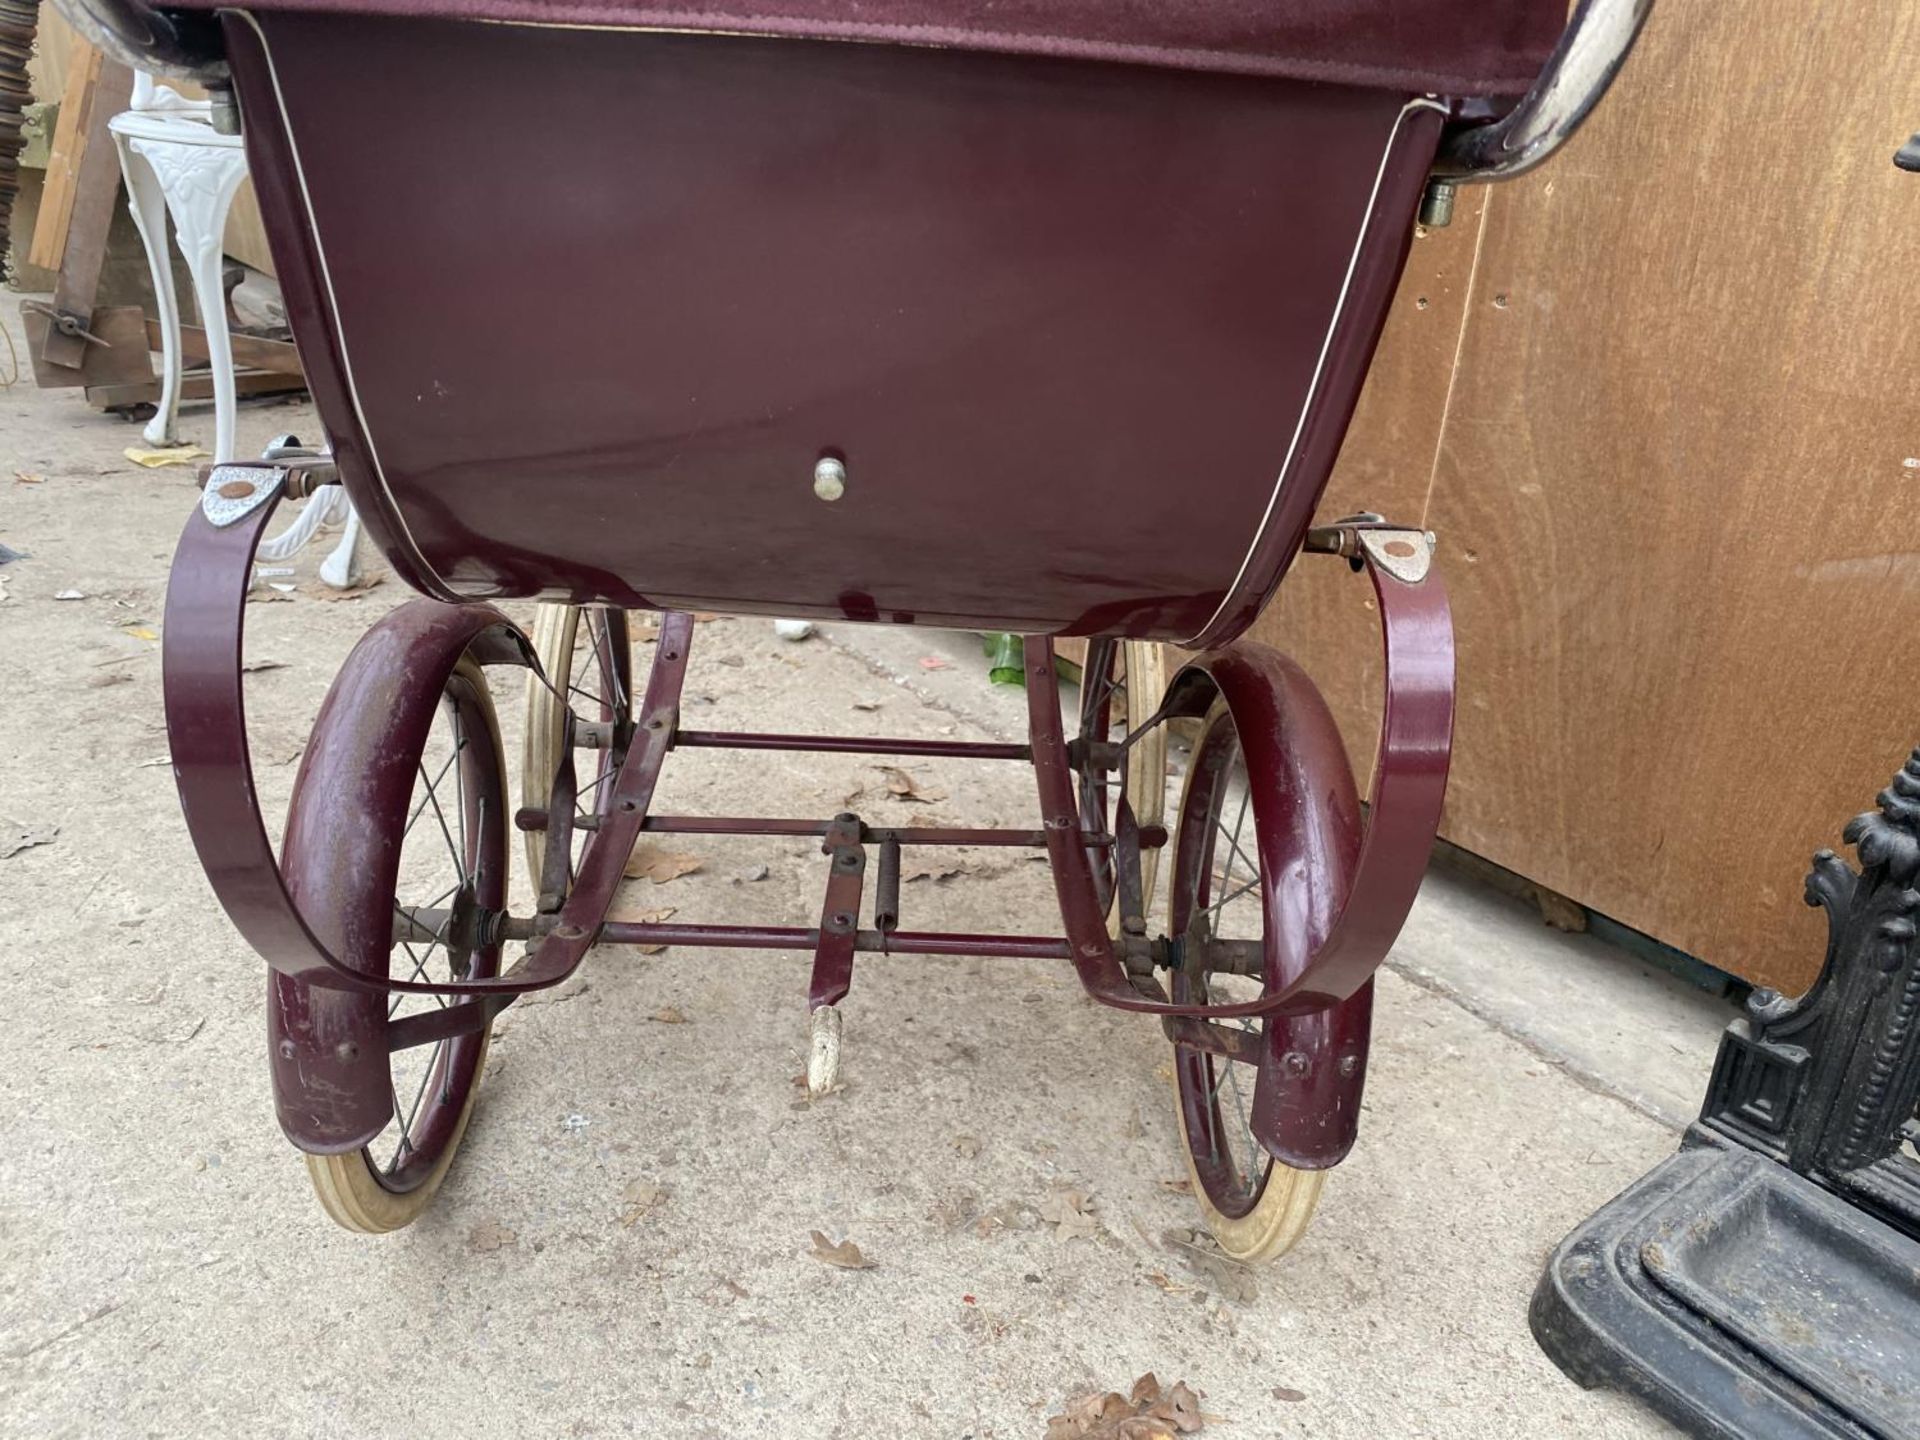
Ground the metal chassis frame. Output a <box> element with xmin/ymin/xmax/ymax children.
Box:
<box><xmin>164</xmin><ymin>467</ymin><xmax>1453</xmax><ymax>1161</ymax></box>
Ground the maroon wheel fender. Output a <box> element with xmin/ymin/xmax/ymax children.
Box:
<box><xmin>1165</xmin><ymin>646</ymin><xmax>1374</xmax><ymax>1168</ymax></box>
<box><xmin>162</xmin><ymin>469</ymin><xmax>529</xmax><ymax>995</ymax></box>
<box><xmin>1165</xmin><ymin>543</ymin><xmax>1453</xmax><ymax>1166</ymax></box>
<box><xmin>163</xmin><ymin>471</ymin><xmax>531</xmax><ymax>1150</ymax></box>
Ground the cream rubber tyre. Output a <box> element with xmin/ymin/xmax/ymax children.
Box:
<box><xmin>1076</xmin><ymin>639</ymin><xmax>1169</xmax><ymax>929</ymax></box>
<box><xmin>302</xmin><ymin>656</ymin><xmax>504</xmax><ymax>1233</ymax></box>
<box><xmin>1165</xmin><ymin>695</ymin><xmax>1326</xmax><ymax>1263</ymax></box>
<box><xmin>521</xmin><ymin>604</ymin><xmax>634</xmax><ymax>899</ymax></box>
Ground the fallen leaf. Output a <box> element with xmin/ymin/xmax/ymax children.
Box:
<box><xmin>607</xmin><ymin>904</ymin><xmax>677</xmax><ymax>952</ymax></box>
<box><xmin>135</xmin><ymin>755</ymin><xmax>171</xmax><ymax>769</ymax></box>
<box><xmin>1270</xmin><ymin>1386</ymin><xmax>1306</xmax><ymax>1403</ymax></box>
<box><xmin>619</xmin><ymin>1179</ymin><xmax>664</xmax><ymax>1226</ymax></box>
<box><xmin>648</xmin><ymin>1005</ymin><xmax>689</xmax><ymax>1025</ymax></box>
<box><xmin>246</xmin><ymin>589</ymin><xmax>294</xmax><ymax>605</ymax></box>
<box><xmin>918</xmin><ymin>656</ymin><xmax>952</xmax><ymax>671</ymax></box>
<box><xmin>1</xmin><ymin>821</ymin><xmax>58</xmax><ymax>859</ymax></box>
<box><xmin>1143</xmin><ymin>1270</ymin><xmax>1190</xmax><ymax>1294</ymax></box>
<box><xmin>808</xmin><ymin>1230</ymin><xmax>876</xmax><ymax>1270</ymax></box>
<box><xmin>624</xmin><ymin>844</ymin><xmax>704</xmax><ymax>884</ymax></box>
<box><xmin>851</xmin><ymin>699</ymin><xmax>882</xmax><ymax>711</ymax></box>
<box><xmin>903</xmin><ymin>858</ymin><xmax>968</xmax><ymax>884</ymax></box>
<box><xmin>241</xmin><ymin>658</ymin><xmax>287</xmax><ymax>673</ymax></box>
<box><xmin>1158</xmin><ymin>1178</ymin><xmax>1193</xmax><ymax>1196</ymax></box>
<box><xmin>736</xmin><ymin>862</ymin><xmax>770</xmax><ymax>883</ymax></box>
<box><xmin>1045</xmin><ymin>1375</ymin><xmax>1207</xmax><ymax>1439</ymax></box>
<box><xmin>124</xmin><ymin>444</ymin><xmax>209</xmax><ymax>469</ymax></box>
<box><xmin>52</xmin><ymin>588</ymin><xmax>84</xmax><ymax>600</ymax></box>
<box><xmin>1039</xmin><ymin>1186</ymin><xmax>1101</xmax><ymax>1242</ymax></box>
<box><xmin>1162</xmin><ymin>1227</ymin><xmax>1258</xmax><ymax>1303</ymax></box>
<box><xmin>468</xmin><ymin>1219</ymin><xmax>517</xmax><ymax>1252</ymax></box>
<box><xmin>951</xmin><ymin>1134</ymin><xmax>982</xmax><ymax>1159</ymax></box>
<box><xmin>122</xmin><ymin>625</ymin><xmax>158</xmax><ymax>642</ymax></box>
<box><xmin>879</xmin><ymin>766</ymin><xmax>948</xmax><ymax>804</ymax></box>
<box><xmin>15</xmin><ymin>471</ymin><xmax>44</xmax><ymax>484</ymax></box>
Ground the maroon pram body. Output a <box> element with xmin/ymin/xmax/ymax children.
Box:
<box><xmin>189</xmin><ymin>0</ymin><xmax>1564</xmax><ymax>644</ymax></box>
<box><xmin>58</xmin><ymin>0</ymin><xmax>1646</xmax><ymax>1258</ymax></box>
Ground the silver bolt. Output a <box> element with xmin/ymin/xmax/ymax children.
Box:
<box><xmin>813</xmin><ymin>456</ymin><xmax>847</xmax><ymax>502</ymax></box>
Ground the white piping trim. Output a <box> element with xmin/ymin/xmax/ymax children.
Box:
<box><xmin>1178</xmin><ymin>96</ymin><xmax>1445</xmax><ymax>647</ymax></box>
<box><xmin>236</xmin><ymin>9</ymin><xmax>448</xmax><ymax>595</ymax></box>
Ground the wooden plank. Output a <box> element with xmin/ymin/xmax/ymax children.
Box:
<box><xmin>29</xmin><ymin>58</ymin><xmax>136</xmax><ymax>374</ymax></box>
<box><xmin>145</xmin><ymin>317</ymin><xmax>305</xmax><ymax>376</ymax></box>
<box><xmin>25</xmin><ymin>303</ymin><xmax>152</xmax><ymax>390</ymax></box>
<box><xmin>1244</xmin><ymin>188</ymin><xmax>1489</xmax><ymax>787</ymax></box>
<box><xmin>25</xmin><ymin>38</ymin><xmax>104</xmax><ymax>272</ymax></box>
<box><xmin>86</xmin><ymin>369</ymin><xmax>308</xmax><ymax>411</ymax></box>
<box><xmin>1417</xmin><ymin>0</ymin><xmax>1920</xmax><ymax>993</ymax></box>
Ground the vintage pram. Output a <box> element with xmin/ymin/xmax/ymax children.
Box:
<box><xmin>63</xmin><ymin>0</ymin><xmax>1647</xmax><ymax>1247</ymax></box>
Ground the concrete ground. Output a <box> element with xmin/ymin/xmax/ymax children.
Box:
<box><xmin>0</xmin><ymin>297</ymin><xmax>1728</xmax><ymax>1437</ymax></box>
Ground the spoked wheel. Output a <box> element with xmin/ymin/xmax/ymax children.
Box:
<box><xmin>1074</xmin><ymin>639</ymin><xmax>1168</xmax><ymax>926</ymax></box>
<box><xmin>305</xmin><ymin>656</ymin><xmax>507</xmax><ymax>1232</ymax></box>
<box><xmin>1165</xmin><ymin>696</ymin><xmax>1324</xmax><ymax>1263</ymax></box>
<box><xmin>522</xmin><ymin>604</ymin><xmax>634</xmax><ymax>901</ymax></box>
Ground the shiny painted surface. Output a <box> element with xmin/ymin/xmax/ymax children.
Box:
<box><xmin>224</xmin><ymin>12</ymin><xmax>1441</xmax><ymax>641</ymax></box>
<box><xmin>272</xmin><ymin>660</ymin><xmax>505</xmax><ymax>1155</ymax></box>
<box><xmin>160</xmin><ymin>489</ymin><xmax>525</xmax><ymax>996</ymax></box>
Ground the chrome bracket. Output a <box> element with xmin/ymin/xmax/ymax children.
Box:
<box><xmin>199</xmin><ymin>466</ymin><xmax>286</xmax><ymax>528</ymax></box>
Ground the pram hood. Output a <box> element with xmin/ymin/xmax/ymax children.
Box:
<box><xmin>168</xmin><ymin>0</ymin><xmax>1566</xmax><ymax>97</ymax></box>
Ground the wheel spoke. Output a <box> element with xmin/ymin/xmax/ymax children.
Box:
<box><xmin>418</xmin><ymin>749</ymin><xmax>469</xmax><ymax>889</ymax></box>
<box><xmin>401</xmin><ymin>745</ymin><xmax>463</xmax><ymax>842</ymax></box>
<box><xmin>388</xmin><ymin>1040</ymin><xmax>442</xmax><ymax>1174</ymax></box>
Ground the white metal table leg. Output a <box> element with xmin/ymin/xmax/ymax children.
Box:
<box><xmin>129</xmin><ymin>137</ymin><xmax>249</xmax><ymax>463</ymax></box>
<box><xmin>111</xmin><ymin>135</ymin><xmax>183</xmax><ymax>448</ymax></box>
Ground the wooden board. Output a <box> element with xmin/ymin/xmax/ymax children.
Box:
<box><xmin>1246</xmin><ymin>188</ymin><xmax>1488</xmax><ymax>790</ymax></box>
<box><xmin>1247</xmin><ymin>0</ymin><xmax>1920</xmax><ymax>995</ymax></box>
<box><xmin>25</xmin><ymin>37</ymin><xmax>105</xmax><ymax>273</ymax></box>
<box><xmin>1423</xmin><ymin>0</ymin><xmax>1920</xmax><ymax>994</ymax></box>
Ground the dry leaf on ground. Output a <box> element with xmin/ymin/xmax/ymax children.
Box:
<box><xmin>647</xmin><ymin>1005</ymin><xmax>689</xmax><ymax>1025</ymax></box>
<box><xmin>879</xmin><ymin>766</ymin><xmax>948</xmax><ymax>804</ymax></box>
<box><xmin>624</xmin><ymin>844</ymin><xmax>704</xmax><ymax>884</ymax></box>
<box><xmin>1162</xmin><ymin>1227</ymin><xmax>1258</xmax><ymax>1303</ymax></box>
<box><xmin>904</xmin><ymin>858</ymin><xmax>970</xmax><ymax>884</ymax></box>
<box><xmin>808</xmin><ymin>1230</ymin><xmax>876</xmax><ymax>1270</ymax></box>
<box><xmin>468</xmin><ymin>1219</ymin><xmax>517</xmax><ymax>1252</ymax></box>
<box><xmin>951</xmin><ymin>1134</ymin><xmax>983</xmax><ymax>1159</ymax></box>
<box><xmin>1044</xmin><ymin>1374</ymin><xmax>1207</xmax><ymax>1439</ymax></box>
<box><xmin>240</xmin><ymin>658</ymin><xmax>287</xmax><ymax>673</ymax></box>
<box><xmin>619</xmin><ymin>1180</ymin><xmax>664</xmax><ymax>1226</ymax></box>
<box><xmin>1270</xmin><ymin>1386</ymin><xmax>1306</xmax><ymax>1403</ymax></box>
<box><xmin>1039</xmin><ymin>1186</ymin><xmax>1101</xmax><ymax>1242</ymax></box>
<box><xmin>608</xmin><ymin>904</ymin><xmax>677</xmax><ymax>952</ymax></box>
<box><xmin>15</xmin><ymin>471</ymin><xmax>44</xmax><ymax>484</ymax></box>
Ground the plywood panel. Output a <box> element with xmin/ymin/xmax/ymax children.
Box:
<box><xmin>1246</xmin><ymin>189</ymin><xmax>1488</xmax><ymax>783</ymax></box>
<box><xmin>1422</xmin><ymin>0</ymin><xmax>1920</xmax><ymax>993</ymax></box>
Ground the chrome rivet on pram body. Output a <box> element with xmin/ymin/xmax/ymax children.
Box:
<box><xmin>813</xmin><ymin>456</ymin><xmax>847</xmax><ymax>502</ymax></box>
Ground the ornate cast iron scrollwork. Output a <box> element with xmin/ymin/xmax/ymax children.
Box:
<box><xmin>1699</xmin><ymin>747</ymin><xmax>1920</xmax><ymax>1233</ymax></box>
